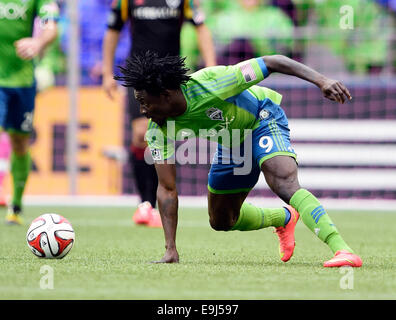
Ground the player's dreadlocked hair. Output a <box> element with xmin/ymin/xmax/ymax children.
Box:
<box><xmin>114</xmin><ymin>51</ymin><xmax>191</xmax><ymax>96</ymax></box>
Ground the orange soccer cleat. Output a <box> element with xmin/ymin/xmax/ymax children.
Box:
<box><xmin>132</xmin><ymin>201</ymin><xmax>162</xmax><ymax>228</ymax></box>
<box><xmin>132</xmin><ymin>201</ymin><xmax>153</xmax><ymax>225</ymax></box>
<box><xmin>275</xmin><ymin>205</ymin><xmax>300</xmax><ymax>262</ymax></box>
<box><xmin>323</xmin><ymin>250</ymin><xmax>363</xmax><ymax>268</ymax></box>
<box><xmin>147</xmin><ymin>208</ymin><xmax>162</xmax><ymax>228</ymax></box>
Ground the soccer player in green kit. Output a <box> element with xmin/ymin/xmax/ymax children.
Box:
<box><xmin>115</xmin><ymin>51</ymin><xmax>363</xmax><ymax>268</ymax></box>
<box><xmin>0</xmin><ymin>0</ymin><xmax>58</xmax><ymax>225</ymax></box>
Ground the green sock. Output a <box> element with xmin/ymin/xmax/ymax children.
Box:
<box><xmin>231</xmin><ymin>202</ymin><xmax>287</xmax><ymax>231</ymax></box>
<box><xmin>11</xmin><ymin>152</ymin><xmax>32</xmax><ymax>208</ymax></box>
<box><xmin>290</xmin><ymin>188</ymin><xmax>353</xmax><ymax>254</ymax></box>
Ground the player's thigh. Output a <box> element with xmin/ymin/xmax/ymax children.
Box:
<box><xmin>7</xmin><ymin>86</ymin><xmax>35</xmax><ymax>133</ymax></box>
<box><xmin>207</xmin><ymin>191</ymin><xmax>249</xmax><ymax>231</ymax></box>
<box><xmin>208</xmin><ymin>144</ymin><xmax>261</xmax><ymax>195</ymax></box>
<box><xmin>0</xmin><ymin>88</ymin><xmax>11</xmax><ymax>131</ymax></box>
<box><xmin>253</xmin><ymin>104</ymin><xmax>300</xmax><ymax>202</ymax></box>
<box><xmin>207</xmin><ymin>144</ymin><xmax>259</xmax><ymax>230</ymax></box>
<box><xmin>7</xmin><ymin>86</ymin><xmax>35</xmax><ymax>154</ymax></box>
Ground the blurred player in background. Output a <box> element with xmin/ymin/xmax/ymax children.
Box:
<box><xmin>210</xmin><ymin>0</ymin><xmax>294</xmax><ymax>65</ymax></box>
<box><xmin>115</xmin><ymin>51</ymin><xmax>363</xmax><ymax>268</ymax></box>
<box><xmin>103</xmin><ymin>0</ymin><xmax>216</xmax><ymax>227</ymax></box>
<box><xmin>0</xmin><ymin>132</ymin><xmax>11</xmax><ymax>207</ymax></box>
<box><xmin>0</xmin><ymin>0</ymin><xmax>58</xmax><ymax>225</ymax></box>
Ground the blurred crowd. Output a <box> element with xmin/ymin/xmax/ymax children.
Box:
<box><xmin>35</xmin><ymin>0</ymin><xmax>396</xmax><ymax>89</ymax></box>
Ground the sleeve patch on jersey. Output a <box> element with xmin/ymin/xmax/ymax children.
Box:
<box><xmin>107</xmin><ymin>11</ymin><xmax>117</xmax><ymax>27</ymax></box>
<box><xmin>39</xmin><ymin>3</ymin><xmax>59</xmax><ymax>21</ymax></box>
<box><xmin>192</xmin><ymin>8</ymin><xmax>205</xmax><ymax>25</ymax></box>
<box><xmin>239</xmin><ymin>62</ymin><xmax>257</xmax><ymax>83</ymax></box>
<box><xmin>151</xmin><ymin>149</ymin><xmax>162</xmax><ymax>161</ymax></box>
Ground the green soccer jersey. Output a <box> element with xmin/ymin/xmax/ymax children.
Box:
<box><xmin>0</xmin><ymin>0</ymin><xmax>58</xmax><ymax>87</ymax></box>
<box><xmin>146</xmin><ymin>58</ymin><xmax>283</xmax><ymax>161</ymax></box>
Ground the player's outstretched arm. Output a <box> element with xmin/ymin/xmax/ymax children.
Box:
<box><xmin>262</xmin><ymin>55</ymin><xmax>352</xmax><ymax>103</ymax></box>
<box><xmin>103</xmin><ymin>29</ymin><xmax>121</xmax><ymax>100</ymax></box>
<box><xmin>152</xmin><ymin>161</ymin><xmax>179</xmax><ymax>263</ymax></box>
<box><xmin>195</xmin><ymin>24</ymin><xmax>217</xmax><ymax>67</ymax></box>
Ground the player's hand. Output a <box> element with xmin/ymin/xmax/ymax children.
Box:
<box><xmin>103</xmin><ymin>73</ymin><xmax>118</xmax><ymax>100</ymax></box>
<box><xmin>151</xmin><ymin>248</ymin><xmax>179</xmax><ymax>264</ymax></box>
<box><xmin>14</xmin><ymin>37</ymin><xmax>43</xmax><ymax>60</ymax></box>
<box><xmin>320</xmin><ymin>78</ymin><xmax>352</xmax><ymax>104</ymax></box>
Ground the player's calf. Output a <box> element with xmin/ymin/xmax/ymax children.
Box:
<box><xmin>261</xmin><ymin>155</ymin><xmax>300</xmax><ymax>204</ymax></box>
<box><xmin>289</xmin><ymin>188</ymin><xmax>362</xmax><ymax>267</ymax></box>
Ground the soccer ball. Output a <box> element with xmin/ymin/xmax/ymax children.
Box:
<box><xmin>26</xmin><ymin>213</ymin><xmax>75</xmax><ymax>259</ymax></box>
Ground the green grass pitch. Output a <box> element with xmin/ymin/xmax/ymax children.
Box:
<box><xmin>0</xmin><ymin>205</ymin><xmax>395</xmax><ymax>300</ymax></box>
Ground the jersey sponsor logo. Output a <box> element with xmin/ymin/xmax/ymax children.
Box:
<box><xmin>180</xmin><ymin>130</ymin><xmax>192</xmax><ymax>138</ymax></box>
<box><xmin>133</xmin><ymin>7</ymin><xmax>179</xmax><ymax>20</ymax></box>
<box><xmin>206</xmin><ymin>129</ymin><xmax>218</xmax><ymax>137</ymax></box>
<box><xmin>165</xmin><ymin>0</ymin><xmax>181</xmax><ymax>9</ymax></box>
<box><xmin>0</xmin><ymin>2</ymin><xmax>28</xmax><ymax>20</ymax></box>
<box><xmin>217</xmin><ymin>116</ymin><xmax>235</xmax><ymax>132</ymax></box>
<box><xmin>239</xmin><ymin>62</ymin><xmax>257</xmax><ymax>83</ymax></box>
<box><xmin>206</xmin><ymin>107</ymin><xmax>224</xmax><ymax>121</ymax></box>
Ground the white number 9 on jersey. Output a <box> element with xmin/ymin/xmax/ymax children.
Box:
<box><xmin>258</xmin><ymin>136</ymin><xmax>274</xmax><ymax>153</ymax></box>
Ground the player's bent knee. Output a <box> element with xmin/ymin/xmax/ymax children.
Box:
<box><xmin>208</xmin><ymin>211</ymin><xmax>237</xmax><ymax>231</ymax></box>
<box><xmin>9</xmin><ymin>133</ymin><xmax>30</xmax><ymax>155</ymax></box>
<box><xmin>209</xmin><ymin>219</ymin><xmax>232</xmax><ymax>231</ymax></box>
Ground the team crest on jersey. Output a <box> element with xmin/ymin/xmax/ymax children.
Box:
<box><xmin>166</xmin><ymin>0</ymin><xmax>181</xmax><ymax>9</ymax></box>
<box><xmin>206</xmin><ymin>108</ymin><xmax>224</xmax><ymax>121</ymax></box>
